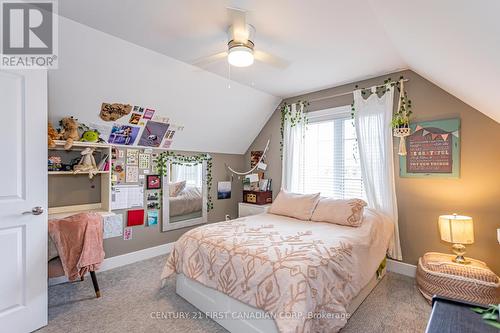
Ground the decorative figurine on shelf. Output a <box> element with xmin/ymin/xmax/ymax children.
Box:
<box><xmin>79</xmin><ymin>123</ymin><xmax>106</xmax><ymax>143</ymax></box>
<box><xmin>47</xmin><ymin>121</ymin><xmax>60</xmax><ymax>148</ymax></box>
<box><xmin>80</xmin><ymin>129</ymin><xmax>100</xmax><ymax>143</ymax></box>
<box><xmin>73</xmin><ymin>147</ymin><xmax>98</xmax><ymax>179</ymax></box>
<box><xmin>59</xmin><ymin>117</ymin><xmax>80</xmax><ymax>150</ymax></box>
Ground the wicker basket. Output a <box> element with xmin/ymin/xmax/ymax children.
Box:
<box><xmin>416</xmin><ymin>252</ymin><xmax>500</xmax><ymax>306</ymax></box>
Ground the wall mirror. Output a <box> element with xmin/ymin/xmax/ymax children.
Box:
<box><xmin>161</xmin><ymin>160</ymin><xmax>207</xmax><ymax>231</ymax></box>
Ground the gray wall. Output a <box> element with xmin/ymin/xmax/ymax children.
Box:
<box><xmin>49</xmin><ymin>151</ymin><xmax>243</xmax><ymax>258</ymax></box>
<box><xmin>103</xmin><ymin>151</ymin><xmax>243</xmax><ymax>257</ymax></box>
<box><xmin>246</xmin><ymin>70</ymin><xmax>500</xmax><ymax>274</ymax></box>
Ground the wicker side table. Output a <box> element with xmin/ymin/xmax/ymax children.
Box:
<box><xmin>416</xmin><ymin>252</ymin><xmax>500</xmax><ymax>306</ymax></box>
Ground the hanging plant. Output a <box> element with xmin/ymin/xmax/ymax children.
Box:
<box><xmin>154</xmin><ymin>152</ymin><xmax>214</xmax><ymax>211</ymax></box>
<box><xmin>280</xmin><ymin>100</ymin><xmax>309</xmax><ymax>157</ymax></box>
<box><xmin>390</xmin><ymin>77</ymin><xmax>413</xmax><ymax>129</ymax></box>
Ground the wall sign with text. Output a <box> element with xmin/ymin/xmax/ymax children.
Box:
<box><xmin>400</xmin><ymin>118</ymin><xmax>460</xmax><ymax>178</ymax></box>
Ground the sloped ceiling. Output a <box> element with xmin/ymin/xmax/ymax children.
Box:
<box><xmin>58</xmin><ymin>0</ymin><xmax>500</xmax><ymax>127</ymax></box>
<box><xmin>49</xmin><ymin>17</ymin><xmax>280</xmax><ymax>154</ymax></box>
<box><xmin>369</xmin><ymin>0</ymin><xmax>500</xmax><ymax>124</ymax></box>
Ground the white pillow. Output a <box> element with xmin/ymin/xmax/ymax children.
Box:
<box><xmin>169</xmin><ymin>180</ymin><xmax>186</xmax><ymax>197</ymax></box>
<box><xmin>268</xmin><ymin>190</ymin><xmax>320</xmax><ymax>221</ymax></box>
<box><xmin>311</xmin><ymin>198</ymin><xmax>367</xmax><ymax>227</ymax></box>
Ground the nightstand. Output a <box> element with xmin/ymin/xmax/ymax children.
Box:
<box><xmin>416</xmin><ymin>252</ymin><xmax>500</xmax><ymax>306</ymax></box>
<box><xmin>238</xmin><ymin>202</ymin><xmax>271</xmax><ymax>218</ymax></box>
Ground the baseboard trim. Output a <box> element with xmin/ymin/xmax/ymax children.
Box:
<box><xmin>100</xmin><ymin>242</ymin><xmax>174</xmax><ymax>271</ymax></box>
<box><xmin>49</xmin><ymin>242</ymin><xmax>174</xmax><ymax>286</ymax></box>
<box><xmin>386</xmin><ymin>259</ymin><xmax>417</xmax><ymax>278</ymax></box>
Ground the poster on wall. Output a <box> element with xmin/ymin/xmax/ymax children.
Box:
<box><xmin>108</xmin><ymin>124</ymin><xmax>140</xmax><ymax>145</ymax></box>
<box><xmin>400</xmin><ymin>118</ymin><xmax>460</xmax><ymax>178</ymax></box>
<box><xmin>103</xmin><ymin>214</ymin><xmax>123</xmax><ymax>239</ymax></box>
<box><xmin>99</xmin><ymin>103</ymin><xmax>132</xmax><ymax>121</ymax></box>
<box><xmin>138</xmin><ymin>121</ymin><xmax>169</xmax><ymax>147</ymax></box>
<box><xmin>217</xmin><ymin>181</ymin><xmax>231</xmax><ymax>200</ymax></box>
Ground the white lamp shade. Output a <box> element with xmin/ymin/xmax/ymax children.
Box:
<box><xmin>228</xmin><ymin>46</ymin><xmax>254</xmax><ymax>67</ymax></box>
<box><xmin>438</xmin><ymin>215</ymin><xmax>474</xmax><ymax>244</ymax></box>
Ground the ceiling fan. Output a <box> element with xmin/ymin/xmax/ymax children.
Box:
<box><xmin>192</xmin><ymin>8</ymin><xmax>288</xmax><ymax>69</ymax></box>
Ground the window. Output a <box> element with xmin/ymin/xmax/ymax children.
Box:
<box><xmin>294</xmin><ymin>106</ymin><xmax>365</xmax><ymax>200</ymax></box>
<box><xmin>170</xmin><ymin>163</ymin><xmax>203</xmax><ymax>188</ymax></box>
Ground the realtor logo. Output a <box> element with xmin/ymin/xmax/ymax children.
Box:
<box><xmin>1</xmin><ymin>0</ymin><xmax>58</xmax><ymax>68</ymax></box>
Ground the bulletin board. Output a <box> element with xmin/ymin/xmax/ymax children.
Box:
<box><xmin>106</xmin><ymin>146</ymin><xmax>163</xmax><ymax>240</ymax></box>
<box><xmin>399</xmin><ymin>118</ymin><xmax>460</xmax><ymax>178</ymax></box>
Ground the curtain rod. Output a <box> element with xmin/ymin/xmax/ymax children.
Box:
<box><xmin>306</xmin><ymin>78</ymin><xmax>409</xmax><ymax>103</ymax></box>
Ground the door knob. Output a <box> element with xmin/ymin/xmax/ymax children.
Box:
<box><xmin>22</xmin><ymin>206</ymin><xmax>44</xmax><ymax>215</ymax></box>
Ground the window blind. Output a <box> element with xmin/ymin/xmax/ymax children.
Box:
<box><xmin>296</xmin><ymin>109</ymin><xmax>365</xmax><ymax>200</ymax></box>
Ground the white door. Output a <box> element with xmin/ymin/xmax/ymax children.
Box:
<box><xmin>0</xmin><ymin>69</ymin><xmax>48</xmax><ymax>333</ymax></box>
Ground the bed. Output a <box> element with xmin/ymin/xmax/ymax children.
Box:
<box><xmin>161</xmin><ymin>209</ymin><xmax>393</xmax><ymax>333</ymax></box>
<box><xmin>169</xmin><ymin>186</ymin><xmax>203</xmax><ymax>218</ymax></box>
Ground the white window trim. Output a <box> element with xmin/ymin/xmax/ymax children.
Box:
<box><xmin>307</xmin><ymin>105</ymin><xmax>351</xmax><ymax>123</ymax></box>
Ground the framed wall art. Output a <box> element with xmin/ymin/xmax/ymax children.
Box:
<box><xmin>146</xmin><ymin>175</ymin><xmax>162</xmax><ymax>189</ymax></box>
<box><xmin>399</xmin><ymin>118</ymin><xmax>460</xmax><ymax>178</ymax></box>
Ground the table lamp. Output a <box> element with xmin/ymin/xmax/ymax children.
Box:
<box><xmin>438</xmin><ymin>214</ymin><xmax>474</xmax><ymax>264</ymax></box>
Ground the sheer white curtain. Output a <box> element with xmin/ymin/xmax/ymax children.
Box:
<box><xmin>281</xmin><ymin>103</ymin><xmax>306</xmax><ymax>192</ymax></box>
<box><xmin>353</xmin><ymin>86</ymin><xmax>402</xmax><ymax>260</ymax></box>
<box><xmin>171</xmin><ymin>163</ymin><xmax>203</xmax><ymax>188</ymax></box>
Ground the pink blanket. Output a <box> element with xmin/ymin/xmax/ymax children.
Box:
<box><xmin>48</xmin><ymin>212</ymin><xmax>105</xmax><ymax>281</ymax></box>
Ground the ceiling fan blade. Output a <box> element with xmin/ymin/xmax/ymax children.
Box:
<box><xmin>191</xmin><ymin>51</ymin><xmax>228</xmax><ymax>68</ymax></box>
<box><xmin>254</xmin><ymin>50</ymin><xmax>289</xmax><ymax>69</ymax></box>
<box><xmin>227</xmin><ymin>7</ymin><xmax>248</xmax><ymax>42</ymax></box>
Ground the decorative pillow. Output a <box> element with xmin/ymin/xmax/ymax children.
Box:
<box><xmin>311</xmin><ymin>198</ymin><xmax>367</xmax><ymax>227</ymax></box>
<box><xmin>268</xmin><ymin>190</ymin><xmax>320</xmax><ymax>221</ymax></box>
<box><xmin>169</xmin><ymin>180</ymin><xmax>186</xmax><ymax>197</ymax></box>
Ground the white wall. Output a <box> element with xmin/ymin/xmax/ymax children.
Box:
<box><xmin>48</xmin><ymin>17</ymin><xmax>280</xmax><ymax>154</ymax></box>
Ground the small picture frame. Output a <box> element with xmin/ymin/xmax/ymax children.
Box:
<box><xmin>146</xmin><ymin>175</ymin><xmax>161</xmax><ymax>189</ymax></box>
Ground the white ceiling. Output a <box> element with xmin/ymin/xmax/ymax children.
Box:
<box><xmin>57</xmin><ymin>0</ymin><xmax>406</xmax><ymax>98</ymax></box>
<box><xmin>58</xmin><ymin>0</ymin><xmax>500</xmax><ymax>123</ymax></box>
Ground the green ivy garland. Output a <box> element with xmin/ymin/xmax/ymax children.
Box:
<box><xmin>280</xmin><ymin>100</ymin><xmax>309</xmax><ymax>157</ymax></box>
<box><xmin>350</xmin><ymin>76</ymin><xmax>412</xmax><ymax>128</ymax></box>
<box><xmin>154</xmin><ymin>151</ymin><xmax>214</xmax><ymax>211</ymax></box>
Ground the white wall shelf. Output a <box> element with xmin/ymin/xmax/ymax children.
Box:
<box><xmin>48</xmin><ymin>140</ymin><xmax>112</xmax><ymax>216</ymax></box>
<box><xmin>48</xmin><ymin>170</ymin><xmax>110</xmax><ymax>175</ymax></box>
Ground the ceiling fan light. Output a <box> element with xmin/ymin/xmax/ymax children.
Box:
<box><xmin>228</xmin><ymin>46</ymin><xmax>254</xmax><ymax>67</ymax></box>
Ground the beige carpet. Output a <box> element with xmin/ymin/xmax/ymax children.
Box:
<box><xmin>37</xmin><ymin>255</ymin><xmax>431</xmax><ymax>333</ymax></box>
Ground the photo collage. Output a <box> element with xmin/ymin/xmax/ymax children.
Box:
<box><xmin>99</xmin><ymin>102</ymin><xmax>182</xmax><ymax>149</ymax></box>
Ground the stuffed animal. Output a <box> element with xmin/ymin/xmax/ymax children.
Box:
<box><xmin>59</xmin><ymin>117</ymin><xmax>80</xmax><ymax>150</ymax></box>
<box><xmin>80</xmin><ymin>129</ymin><xmax>100</xmax><ymax>143</ymax></box>
<box><xmin>73</xmin><ymin>147</ymin><xmax>98</xmax><ymax>179</ymax></box>
<box><xmin>47</xmin><ymin>121</ymin><xmax>60</xmax><ymax>148</ymax></box>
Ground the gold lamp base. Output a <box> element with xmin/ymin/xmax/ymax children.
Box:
<box><xmin>451</xmin><ymin>243</ymin><xmax>471</xmax><ymax>264</ymax></box>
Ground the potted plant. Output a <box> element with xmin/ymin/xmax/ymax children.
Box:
<box><xmin>392</xmin><ymin>87</ymin><xmax>412</xmax><ymax>155</ymax></box>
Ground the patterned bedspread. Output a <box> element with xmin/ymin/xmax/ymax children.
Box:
<box><xmin>161</xmin><ymin>210</ymin><xmax>393</xmax><ymax>333</ymax></box>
